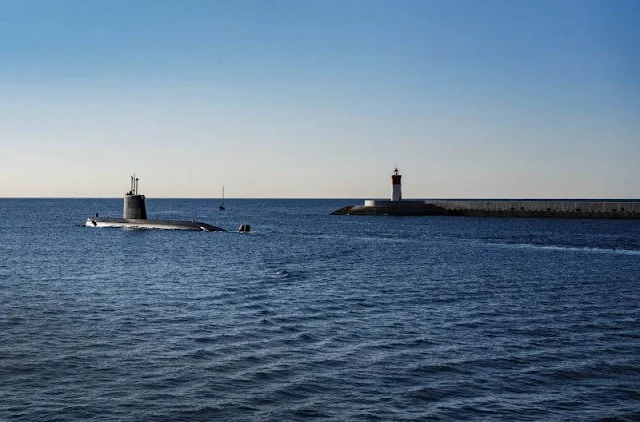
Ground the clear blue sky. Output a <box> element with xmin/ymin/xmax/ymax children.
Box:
<box><xmin>1</xmin><ymin>0</ymin><xmax>638</xmax><ymax>198</ymax></box>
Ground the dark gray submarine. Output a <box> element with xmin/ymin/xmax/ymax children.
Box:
<box><xmin>84</xmin><ymin>175</ymin><xmax>230</xmax><ymax>231</ymax></box>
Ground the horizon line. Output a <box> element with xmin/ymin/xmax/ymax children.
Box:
<box><xmin>2</xmin><ymin>197</ymin><xmax>640</xmax><ymax>201</ymax></box>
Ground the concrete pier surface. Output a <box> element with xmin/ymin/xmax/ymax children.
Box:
<box><xmin>332</xmin><ymin>201</ymin><xmax>445</xmax><ymax>216</ymax></box>
<box><xmin>332</xmin><ymin>199</ymin><xmax>640</xmax><ymax>219</ymax></box>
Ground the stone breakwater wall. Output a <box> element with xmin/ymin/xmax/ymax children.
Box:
<box><xmin>332</xmin><ymin>200</ymin><xmax>640</xmax><ymax>218</ymax></box>
<box><xmin>425</xmin><ymin>200</ymin><xmax>640</xmax><ymax>214</ymax></box>
<box><xmin>425</xmin><ymin>200</ymin><xmax>640</xmax><ymax>219</ymax></box>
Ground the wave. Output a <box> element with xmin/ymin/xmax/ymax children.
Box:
<box><xmin>320</xmin><ymin>233</ymin><xmax>418</xmax><ymax>244</ymax></box>
<box><xmin>488</xmin><ymin>242</ymin><xmax>640</xmax><ymax>255</ymax></box>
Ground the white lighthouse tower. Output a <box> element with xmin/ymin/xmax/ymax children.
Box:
<box><xmin>391</xmin><ymin>167</ymin><xmax>402</xmax><ymax>201</ymax></box>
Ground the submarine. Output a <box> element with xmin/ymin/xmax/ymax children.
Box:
<box><xmin>84</xmin><ymin>175</ymin><xmax>226</xmax><ymax>231</ymax></box>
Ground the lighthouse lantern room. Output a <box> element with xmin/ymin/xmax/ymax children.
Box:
<box><xmin>391</xmin><ymin>167</ymin><xmax>402</xmax><ymax>201</ymax></box>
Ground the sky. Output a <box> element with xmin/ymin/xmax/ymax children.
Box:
<box><xmin>1</xmin><ymin>0</ymin><xmax>639</xmax><ymax>198</ymax></box>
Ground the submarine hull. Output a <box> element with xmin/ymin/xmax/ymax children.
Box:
<box><xmin>85</xmin><ymin>218</ymin><xmax>224</xmax><ymax>231</ymax></box>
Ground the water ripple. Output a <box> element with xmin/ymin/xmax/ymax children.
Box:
<box><xmin>1</xmin><ymin>199</ymin><xmax>639</xmax><ymax>420</ymax></box>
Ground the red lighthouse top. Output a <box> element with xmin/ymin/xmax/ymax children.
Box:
<box><xmin>391</xmin><ymin>167</ymin><xmax>401</xmax><ymax>184</ymax></box>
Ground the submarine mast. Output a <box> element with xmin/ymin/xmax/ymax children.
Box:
<box><xmin>391</xmin><ymin>167</ymin><xmax>402</xmax><ymax>201</ymax></box>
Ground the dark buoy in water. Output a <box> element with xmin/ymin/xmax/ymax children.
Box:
<box><xmin>239</xmin><ymin>224</ymin><xmax>251</xmax><ymax>233</ymax></box>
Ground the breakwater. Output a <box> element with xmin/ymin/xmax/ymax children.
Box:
<box><xmin>332</xmin><ymin>199</ymin><xmax>640</xmax><ymax>219</ymax></box>
<box><xmin>429</xmin><ymin>199</ymin><xmax>640</xmax><ymax>219</ymax></box>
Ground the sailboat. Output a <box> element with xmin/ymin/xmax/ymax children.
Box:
<box><xmin>219</xmin><ymin>186</ymin><xmax>225</xmax><ymax>210</ymax></box>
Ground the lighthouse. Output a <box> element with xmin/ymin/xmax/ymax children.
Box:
<box><xmin>391</xmin><ymin>167</ymin><xmax>402</xmax><ymax>201</ymax></box>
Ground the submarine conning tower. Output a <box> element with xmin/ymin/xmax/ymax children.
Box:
<box><xmin>123</xmin><ymin>175</ymin><xmax>147</xmax><ymax>219</ymax></box>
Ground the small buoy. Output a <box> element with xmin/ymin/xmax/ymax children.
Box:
<box><xmin>238</xmin><ymin>224</ymin><xmax>250</xmax><ymax>233</ymax></box>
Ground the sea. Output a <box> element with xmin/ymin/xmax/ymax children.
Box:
<box><xmin>1</xmin><ymin>198</ymin><xmax>639</xmax><ymax>421</ymax></box>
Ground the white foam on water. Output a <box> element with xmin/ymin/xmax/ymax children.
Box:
<box><xmin>489</xmin><ymin>242</ymin><xmax>640</xmax><ymax>256</ymax></box>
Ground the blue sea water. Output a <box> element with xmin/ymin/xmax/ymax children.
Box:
<box><xmin>1</xmin><ymin>198</ymin><xmax>639</xmax><ymax>421</ymax></box>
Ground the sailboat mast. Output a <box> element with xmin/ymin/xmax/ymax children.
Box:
<box><xmin>219</xmin><ymin>185</ymin><xmax>226</xmax><ymax>210</ymax></box>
